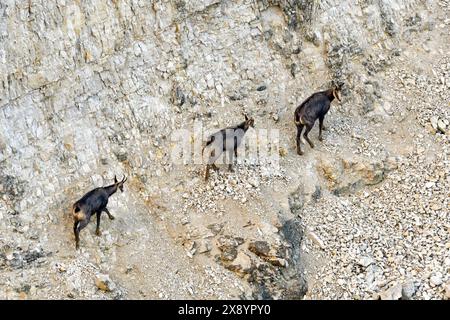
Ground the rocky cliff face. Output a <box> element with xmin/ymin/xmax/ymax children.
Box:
<box><xmin>1</xmin><ymin>0</ymin><xmax>449</xmax><ymax>299</ymax></box>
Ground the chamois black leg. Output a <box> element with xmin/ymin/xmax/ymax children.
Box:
<box><xmin>95</xmin><ymin>212</ymin><xmax>102</xmax><ymax>236</ymax></box>
<box><xmin>229</xmin><ymin>137</ymin><xmax>238</xmax><ymax>172</ymax></box>
<box><xmin>74</xmin><ymin>221</ymin><xmax>80</xmax><ymax>250</ymax></box>
<box><xmin>318</xmin><ymin>116</ymin><xmax>325</xmax><ymax>141</ymax></box>
<box><xmin>205</xmin><ymin>149</ymin><xmax>219</xmax><ymax>181</ymax></box>
<box><xmin>75</xmin><ymin>218</ymin><xmax>89</xmax><ymax>249</ymax></box>
<box><xmin>228</xmin><ymin>149</ymin><xmax>234</xmax><ymax>172</ymax></box>
<box><xmin>303</xmin><ymin>124</ymin><xmax>315</xmax><ymax>148</ymax></box>
<box><xmin>234</xmin><ymin>147</ymin><xmax>238</xmax><ymax>169</ymax></box>
<box><xmin>103</xmin><ymin>207</ymin><xmax>115</xmax><ymax>220</ymax></box>
<box><xmin>205</xmin><ymin>164</ymin><xmax>211</xmax><ymax>181</ymax></box>
<box><xmin>296</xmin><ymin>124</ymin><xmax>304</xmax><ymax>155</ymax></box>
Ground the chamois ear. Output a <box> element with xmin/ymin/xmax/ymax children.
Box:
<box><xmin>114</xmin><ymin>175</ymin><xmax>118</xmax><ymax>184</ymax></box>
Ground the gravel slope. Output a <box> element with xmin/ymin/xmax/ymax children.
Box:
<box><xmin>301</xmin><ymin>22</ymin><xmax>449</xmax><ymax>299</ymax></box>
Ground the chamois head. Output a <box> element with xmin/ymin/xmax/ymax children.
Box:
<box><xmin>114</xmin><ymin>175</ymin><xmax>127</xmax><ymax>192</ymax></box>
<box><xmin>332</xmin><ymin>83</ymin><xmax>343</xmax><ymax>102</ymax></box>
<box><xmin>243</xmin><ymin>113</ymin><xmax>255</xmax><ymax>129</ymax></box>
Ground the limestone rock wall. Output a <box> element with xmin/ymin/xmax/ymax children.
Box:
<box><xmin>0</xmin><ymin>0</ymin><xmax>431</xmax><ymax>218</ymax></box>
<box><xmin>0</xmin><ymin>0</ymin><xmax>439</xmax><ymax>299</ymax></box>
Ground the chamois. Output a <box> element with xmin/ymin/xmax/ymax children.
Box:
<box><xmin>72</xmin><ymin>175</ymin><xmax>127</xmax><ymax>249</ymax></box>
<box><xmin>294</xmin><ymin>84</ymin><xmax>342</xmax><ymax>155</ymax></box>
<box><xmin>202</xmin><ymin>114</ymin><xmax>255</xmax><ymax>181</ymax></box>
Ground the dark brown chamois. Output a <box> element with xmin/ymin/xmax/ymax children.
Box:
<box><xmin>294</xmin><ymin>85</ymin><xmax>342</xmax><ymax>155</ymax></box>
<box><xmin>72</xmin><ymin>175</ymin><xmax>127</xmax><ymax>249</ymax></box>
<box><xmin>202</xmin><ymin>114</ymin><xmax>255</xmax><ymax>181</ymax></box>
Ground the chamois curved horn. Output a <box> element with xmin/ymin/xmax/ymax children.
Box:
<box><xmin>122</xmin><ymin>175</ymin><xmax>127</xmax><ymax>183</ymax></box>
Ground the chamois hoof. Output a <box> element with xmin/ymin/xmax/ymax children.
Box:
<box><xmin>297</xmin><ymin>150</ymin><xmax>304</xmax><ymax>156</ymax></box>
<box><xmin>95</xmin><ymin>230</ymin><xmax>102</xmax><ymax>236</ymax></box>
<box><xmin>309</xmin><ymin>143</ymin><xmax>315</xmax><ymax>149</ymax></box>
<box><xmin>318</xmin><ymin>136</ymin><xmax>323</xmax><ymax>142</ymax></box>
<box><xmin>109</xmin><ymin>215</ymin><xmax>115</xmax><ymax>220</ymax></box>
